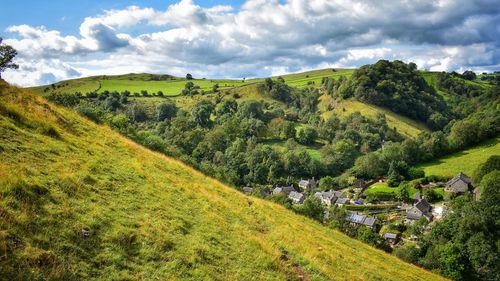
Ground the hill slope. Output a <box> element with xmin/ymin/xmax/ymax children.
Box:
<box><xmin>0</xmin><ymin>82</ymin><xmax>446</xmax><ymax>280</ymax></box>
<box><xmin>419</xmin><ymin>137</ymin><xmax>500</xmax><ymax>177</ymax></box>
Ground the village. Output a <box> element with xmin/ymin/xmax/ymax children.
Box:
<box><xmin>241</xmin><ymin>172</ymin><xmax>478</xmax><ymax>247</ymax></box>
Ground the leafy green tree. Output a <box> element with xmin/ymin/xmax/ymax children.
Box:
<box><xmin>295</xmin><ymin>196</ymin><xmax>325</xmax><ymax>221</ymax></box>
<box><xmin>319</xmin><ymin>176</ymin><xmax>336</xmax><ymax>190</ymax></box>
<box><xmin>0</xmin><ymin>38</ymin><xmax>18</xmax><ymax>79</ymax></box>
<box><xmin>423</xmin><ymin>188</ymin><xmax>442</xmax><ymax>203</ymax></box>
<box><xmin>186</xmin><ymin>73</ymin><xmax>193</xmax><ymax>80</ymax></box>
<box><xmin>353</xmin><ymin>153</ymin><xmax>385</xmax><ymax>179</ymax></box>
<box><xmin>296</xmin><ymin>127</ymin><xmax>317</xmax><ymax>145</ymax></box>
<box><xmin>215</xmin><ymin>99</ymin><xmax>237</xmax><ymax>119</ymax></box>
<box><xmin>157</xmin><ymin>101</ymin><xmax>178</xmax><ymax>121</ymax></box>
<box><xmin>281</xmin><ymin>121</ymin><xmax>296</xmax><ymax>140</ymax></box>
<box><xmin>191</xmin><ymin>100</ymin><xmax>214</xmax><ymax>128</ymax></box>
<box><xmin>472</xmin><ymin>155</ymin><xmax>500</xmax><ymax>184</ymax></box>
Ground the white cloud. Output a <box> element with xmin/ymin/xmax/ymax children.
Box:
<box><xmin>3</xmin><ymin>0</ymin><xmax>500</xmax><ymax>86</ymax></box>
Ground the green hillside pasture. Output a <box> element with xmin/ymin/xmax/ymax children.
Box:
<box><xmin>262</xmin><ymin>139</ymin><xmax>322</xmax><ymax>161</ymax></box>
<box><xmin>321</xmin><ymin>99</ymin><xmax>430</xmax><ymax>138</ymax></box>
<box><xmin>419</xmin><ymin>137</ymin><xmax>500</xmax><ymax>177</ymax></box>
<box><xmin>0</xmin><ymin>82</ymin><xmax>447</xmax><ymax>280</ymax></box>
<box><xmin>99</xmin><ymin>78</ymin><xmax>244</xmax><ymax>96</ymax></box>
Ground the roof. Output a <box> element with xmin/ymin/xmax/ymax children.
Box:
<box><xmin>415</xmin><ymin>199</ymin><xmax>431</xmax><ymax>213</ymax></box>
<box><xmin>445</xmin><ymin>172</ymin><xmax>472</xmax><ymax>192</ymax></box>
<box><xmin>384</xmin><ymin>233</ymin><xmax>398</xmax><ymax>239</ymax></box>
<box><xmin>335</xmin><ymin>198</ymin><xmax>350</xmax><ymax>204</ymax></box>
<box><xmin>346</xmin><ymin>213</ymin><xmax>366</xmax><ymax>224</ymax></box>
<box><xmin>362</xmin><ymin>217</ymin><xmax>376</xmax><ymax>227</ymax></box>
<box><xmin>242</xmin><ymin>186</ymin><xmax>253</xmax><ymax>194</ymax></box>
<box><xmin>289</xmin><ymin>191</ymin><xmax>304</xmax><ymax>199</ymax></box>
<box><xmin>298</xmin><ymin>178</ymin><xmax>316</xmax><ymax>188</ymax></box>
<box><xmin>273</xmin><ymin>185</ymin><xmax>295</xmax><ymax>195</ymax></box>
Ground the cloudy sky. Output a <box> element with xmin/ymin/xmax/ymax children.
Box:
<box><xmin>1</xmin><ymin>0</ymin><xmax>499</xmax><ymax>86</ymax></box>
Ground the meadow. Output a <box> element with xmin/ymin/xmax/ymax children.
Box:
<box><xmin>419</xmin><ymin>137</ymin><xmax>500</xmax><ymax>177</ymax></box>
<box><xmin>0</xmin><ymin>81</ymin><xmax>447</xmax><ymax>280</ymax></box>
<box><xmin>320</xmin><ymin>98</ymin><xmax>430</xmax><ymax>138</ymax></box>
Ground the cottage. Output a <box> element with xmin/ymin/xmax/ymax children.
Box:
<box><xmin>407</xmin><ymin>198</ymin><xmax>433</xmax><ymax>221</ymax></box>
<box><xmin>384</xmin><ymin>233</ymin><xmax>399</xmax><ymax>245</ymax></box>
<box><xmin>242</xmin><ymin>186</ymin><xmax>253</xmax><ymax>194</ymax></box>
<box><xmin>260</xmin><ymin>187</ymin><xmax>271</xmax><ymax>197</ymax></box>
<box><xmin>445</xmin><ymin>172</ymin><xmax>473</xmax><ymax>194</ymax></box>
<box><xmin>288</xmin><ymin>191</ymin><xmax>305</xmax><ymax>204</ymax></box>
<box><xmin>298</xmin><ymin>178</ymin><xmax>317</xmax><ymax>191</ymax></box>
<box><xmin>346</xmin><ymin>213</ymin><xmax>377</xmax><ymax>230</ymax></box>
<box><xmin>314</xmin><ymin>191</ymin><xmax>336</xmax><ymax>206</ymax></box>
<box><xmin>272</xmin><ymin>185</ymin><xmax>295</xmax><ymax>196</ymax></box>
<box><xmin>335</xmin><ymin>197</ymin><xmax>350</xmax><ymax>206</ymax></box>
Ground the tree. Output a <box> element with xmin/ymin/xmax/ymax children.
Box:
<box><xmin>295</xmin><ymin>196</ymin><xmax>325</xmax><ymax>221</ymax></box>
<box><xmin>319</xmin><ymin>176</ymin><xmax>336</xmax><ymax>190</ymax></box>
<box><xmin>212</xmin><ymin>83</ymin><xmax>219</xmax><ymax>93</ymax></box>
<box><xmin>157</xmin><ymin>101</ymin><xmax>178</xmax><ymax>121</ymax></box>
<box><xmin>296</xmin><ymin>127</ymin><xmax>317</xmax><ymax>145</ymax></box>
<box><xmin>281</xmin><ymin>121</ymin><xmax>296</xmax><ymax>140</ymax></box>
<box><xmin>462</xmin><ymin>70</ymin><xmax>476</xmax><ymax>80</ymax></box>
<box><xmin>186</xmin><ymin>73</ymin><xmax>193</xmax><ymax>80</ymax></box>
<box><xmin>0</xmin><ymin>38</ymin><xmax>19</xmax><ymax>79</ymax></box>
<box><xmin>191</xmin><ymin>100</ymin><xmax>214</xmax><ymax>128</ymax></box>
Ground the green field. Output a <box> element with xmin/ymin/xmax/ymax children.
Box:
<box><xmin>320</xmin><ymin>99</ymin><xmax>430</xmax><ymax>138</ymax></box>
<box><xmin>419</xmin><ymin>137</ymin><xmax>500</xmax><ymax>177</ymax></box>
<box><xmin>364</xmin><ymin>182</ymin><xmax>419</xmax><ymax>197</ymax></box>
<box><xmin>0</xmin><ymin>81</ymin><xmax>446</xmax><ymax>280</ymax></box>
<box><xmin>262</xmin><ymin>139</ymin><xmax>322</xmax><ymax>161</ymax></box>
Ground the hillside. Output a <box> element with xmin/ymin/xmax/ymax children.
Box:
<box><xmin>418</xmin><ymin>137</ymin><xmax>500</xmax><ymax>177</ymax></box>
<box><xmin>0</xmin><ymin>82</ymin><xmax>447</xmax><ymax>280</ymax></box>
<box><xmin>319</xmin><ymin>97</ymin><xmax>430</xmax><ymax>138</ymax></box>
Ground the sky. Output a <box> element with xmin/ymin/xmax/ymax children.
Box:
<box><xmin>1</xmin><ymin>0</ymin><xmax>499</xmax><ymax>87</ymax></box>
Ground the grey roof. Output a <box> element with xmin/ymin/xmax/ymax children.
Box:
<box><xmin>288</xmin><ymin>191</ymin><xmax>305</xmax><ymax>203</ymax></box>
<box><xmin>362</xmin><ymin>217</ymin><xmax>376</xmax><ymax>227</ymax></box>
<box><xmin>273</xmin><ymin>185</ymin><xmax>295</xmax><ymax>195</ymax></box>
<box><xmin>332</xmin><ymin>190</ymin><xmax>345</xmax><ymax>198</ymax></box>
<box><xmin>242</xmin><ymin>186</ymin><xmax>253</xmax><ymax>194</ymax></box>
<box><xmin>335</xmin><ymin>197</ymin><xmax>350</xmax><ymax>204</ymax></box>
<box><xmin>445</xmin><ymin>172</ymin><xmax>472</xmax><ymax>193</ymax></box>
<box><xmin>415</xmin><ymin>199</ymin><xmax>431</xmax><ymax>213</ymax></box>
<box><xmin>346</xmin><ymin>213</ymin><xmax>366</xmax><ymax>224</ymax></box>
<box><xmin>298</xmin><ymin>178</ymin><xmax>317</xmax><ymax>189</ymax></box>
<box><xmin>384</xmin><ymin>233</ymin><xmax>398</xmax><ymax>239</ymax></box>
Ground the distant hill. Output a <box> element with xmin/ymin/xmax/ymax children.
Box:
<box><xmin>0</xmin><ymin>81</ymin><xmax>446</xmax><ymax>280</ymax></box>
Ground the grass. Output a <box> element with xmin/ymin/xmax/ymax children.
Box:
<box><xmin>262</xmin><ymin>139</ymin><xmax>322</xmax><ymax>161</ymax></box>
<box><xmin>320</xmin><ymin>98</ymin><xmax>430</xmax><ymax>138</ymax></box>
<box><xmin>418</xmin><ymin>137</ymin><xmax>500</xmax><ymax>177</ymax></box>
<box><xmin>0</xmin><ymin>81</ymin><xmax>447</xmax><ymax>280</ymax></box>
<box><xmin>364</xmin><ymin>182</ymin><xmax>419</xmax><ymax>197</ymax></box>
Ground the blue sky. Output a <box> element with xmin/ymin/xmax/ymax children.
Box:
<box><xmin>1</xmin><ymin>0</ymin><xmax>499</xmax><ymax>86</ymax></box>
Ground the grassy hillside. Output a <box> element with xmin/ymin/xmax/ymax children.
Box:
<box><xmin>319</xmin><ymin>98</ymin><xmax>430</xmax><ymax>138</ymax></box>
<box><xmin>0</xmin><ymin>82</ymin><xmax>447</xmax><ymax>280</ymax></box>
<box><xmin>418</xmin><ymin>137</ymin><xmax>500</xmax><ymax>177</ymax></box>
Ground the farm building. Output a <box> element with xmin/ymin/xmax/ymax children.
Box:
<box><xmin>288</xmin><ymin>191</ymin><xmax>305</xmax><ymax>204</ymax></box>
<box><xmin>314</xmin><ymin>190</ymin><xmax>348</xmax><ymax>206</ymax></box>
<box><xmin>298</xmin><ymin>178</ymin><xmax>317</xmax><ymax>191</ymax></box>
<box><xmin>445</xmin><ymin>172</ymin><xmax>473</xmax><ymax>194</ymax></box>
<box><xmin>407</xmin><ymin>198</ymin><xmax>433</xmax><ymax>221</ymax></box>
<box><xmin>272</xmin><ymin>185</ymin><xmax>295</xmax><ymax>196</ymax></box>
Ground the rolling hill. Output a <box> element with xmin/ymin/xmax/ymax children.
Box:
<box><xmin>418</xmin><ymin>137</ymin><xmax>500</xmax><ymax>178</ymax></box>
<box><xmin>0</xmin><ymin>81</ymin><xmax>447</xmax><ymax>280</ymax></box>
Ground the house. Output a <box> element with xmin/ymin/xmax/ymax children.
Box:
<box><xmin>445</xmin><ymin>172</ymin><xmax>473</xmax><ymax>194</ymax></box>
<box><xmin>346</xmin><ymin>213</ymin><xmax>377</xmax><ymax>230</ymax></box>
<box><xmin>288</xmin><ymin>191</ymin><xmax>305</xmax><ymax>204</ymax></box>
<box><xmin>272</xmin><ymin>185</ymin><xmax>295</xmax><ymax>196</ymax></box>
<box><xmin>314</xmin><ymin>190</ymin><xmax>348</xmax><ymax>206</ymax></box>
<box><xmin>260</xmin><ymin>187</ymin><xmax>271</xmax><ymax>197</ymax></box>
<box><xmin>407</xmin><ymin>198</ymin><xmax>433</xmax><ymax>221</ymax></box>
<box><xmin>335</xmin><ymin>197</ymin><xmax>350</xmax><ymax>206</ymax></box>
<box><xmin>242</xmin><ymin>186</ymin><xmax>253</xmax><ymax>194</ymax></box>
<box><xmin>298</xmin><ymin>178</ymin><xmax>317</xmax><ymax>191</ymax></box>
<box><xmin>314</xmin><ymin>191</ymin><xmax>336</xmax><ymax>206</ymax></box>
<box><xmin>384</xmin><ymin>233</ymin><xmax>399</xmax><ymax>245</ymax></box>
